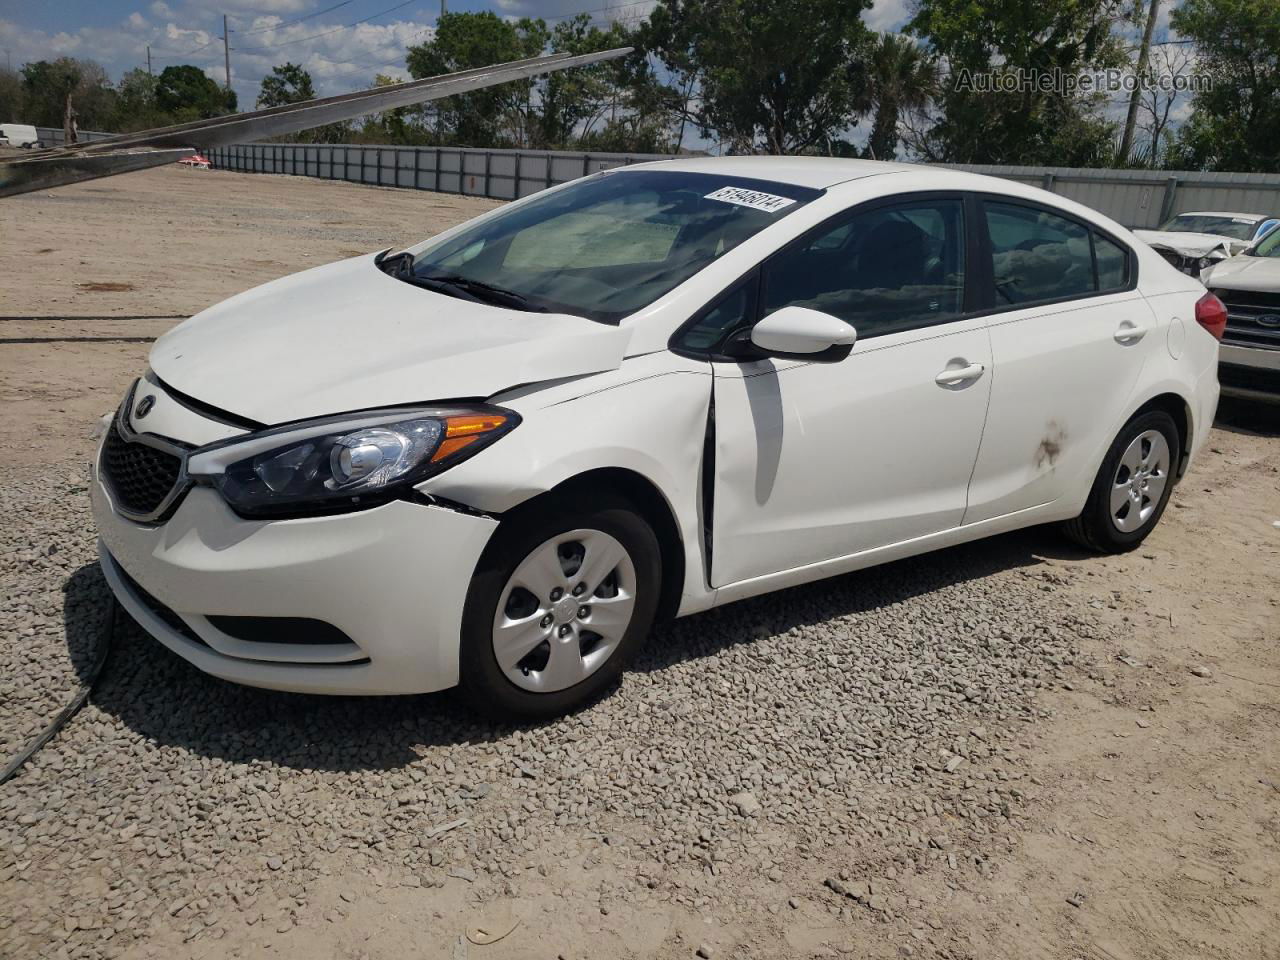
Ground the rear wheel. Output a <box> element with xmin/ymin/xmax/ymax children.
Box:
<box><xmin>1062</xmin><ymin>410</ymin><xmax>1181</xmax><ymax>553</ymax></box>
<box><xmin>459</xmin><ymin>494</ymin><xmax>661</xmax><ymax>720</ymax></box>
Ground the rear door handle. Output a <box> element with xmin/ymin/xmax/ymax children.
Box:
<box><xmin>1114</xmin><ymin>322</ymin><xmax>1147</xmax><ymax>344</ymax></box>
<box><xmin>935</xmin><ymin>362</ymin><xmax>985</xmax><ymax>386</ymax></box>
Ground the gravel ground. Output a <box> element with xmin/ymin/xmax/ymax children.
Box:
<box><xmin>0</xmin><ymin>453</ymin><xmax>1118</xmax><ymax>959</ymax></box>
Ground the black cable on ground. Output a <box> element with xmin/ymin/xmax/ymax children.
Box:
<box><xmin>0</xmin><ymin>599</ymin><xmax>117</xmax><ymax>786</ymax></box>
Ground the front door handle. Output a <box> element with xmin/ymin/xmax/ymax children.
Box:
<box><xmin>1114</xmin><ymin>322</ymin><xmax>1147</xmax><ymax>344</ymax></box>
<box><xmin>935</xmin><ymin>362</ymin><xmax>985</xmax><ymax>387</ymax></box>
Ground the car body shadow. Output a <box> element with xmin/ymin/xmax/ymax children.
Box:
<box><xmin>66</xmin><ymin>523</ymin><xmax>1078</xmax><ymax>774</ymax></box>
<box><xmin>1214</xmin><ymin>396</ymin><xmax>1280</xmax><ymax>438</ymax></box>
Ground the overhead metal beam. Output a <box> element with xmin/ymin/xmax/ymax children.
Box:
<box><xmin>1</xmin><ymin>48</ymin><xmax>631</xmax><ymax>199</ymax></box>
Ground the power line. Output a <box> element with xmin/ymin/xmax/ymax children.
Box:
<box><xmin>233</xmin><ymin>0</ymin><xmax>418</xmax><ymax>53</ymax></box>
<box><xmin>236</xmin><ymin>0</ymin><xmax>359</xmax><ymax>36</ymax></box>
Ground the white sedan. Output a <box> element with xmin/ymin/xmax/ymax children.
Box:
<box><xmin>92</xmin><ymin>158</ymin><xmax>1223</xmax><ymax>718</ymax></box>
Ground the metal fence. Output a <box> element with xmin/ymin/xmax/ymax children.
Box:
<box><xmin>944</xmin><ymin>163</ymin><xmax>1280</xmax><ymax>230</ymax></box>
<box><xmin>31</xmin><ymin>126</ymin><xmax>115</xmax><ymax>147</ymax></box>
<box><xmin>34</xmin><ymin>129</ymin><xmax>1280</xmax><ymax>230</ymax></box>
<box><xmin>207</xmin><ymin>142</ymin><xmax>1280</xmax><ymax>230</ymax></box>
<box><xmin>207</xmin><ymin>142</ymin><xmax>668</xmax><ymax>201</ymax></box>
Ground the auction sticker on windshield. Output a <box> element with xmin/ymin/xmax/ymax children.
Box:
<box><xmin>704</xmin><ymin>186</ymin><xmax>796</xmax><ymax>213</ymax></box>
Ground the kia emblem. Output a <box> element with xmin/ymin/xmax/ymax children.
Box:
<box><xmin>135</xmin><ymin>394</ymin><xmax>156</xmax><ymax>419</ymax></box>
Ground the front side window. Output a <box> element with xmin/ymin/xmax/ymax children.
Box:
<box><xmin>985</xmin><ymin>201</ymin><xmax>1094</xmax><ymax>305</ymax></box>
<box><xmin>406</xmin><ymin>170</ymin><xmax>820</xmax><ymax>323</ymax></box>
<box><xmin>760</xmin><ymin>198</ymin><xmax>967</xmax><ymax>338</ymax></box>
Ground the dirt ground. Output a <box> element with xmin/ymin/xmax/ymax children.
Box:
<box><xmin>1</xmin><ymin>166</ymin><xmax>1278</xmax><ymax>960</ymax></box>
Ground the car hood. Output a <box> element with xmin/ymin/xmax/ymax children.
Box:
<box><xmin>1202</xmin><ymin>255</ymin><xmax>1280</xmax><ymax>293</ymax></box>
<box><xmin>149</xmin><ymin>254</ymin><xmax>633</xmax><ymax>424</ymax></box>
<box><xmin>1132</xmin><ymin>229</ymin><xmax>1243</xmax><ymax>258</ymax></box>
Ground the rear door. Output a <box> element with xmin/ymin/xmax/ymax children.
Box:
<box><xmin>963</xmin><ymin>197</ymin><xmax>1158</xmax><ymax>523</ymax></box>
<box><xmin>681</xmin><ymin>193</ymin><xmax>994</xmax><ymax>587</ymax></box>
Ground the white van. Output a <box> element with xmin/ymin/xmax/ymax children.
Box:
<box><xmin>0</xmin><ymin>124</ymin><xmax>42</xmax><ymax>148</ymax></box>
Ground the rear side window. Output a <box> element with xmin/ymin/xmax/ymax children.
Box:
<box><xmin>983</xmin><ymin>199</ymin><xmax>1133</xmax><ymax>307</ymax></box>
<box><xmin>1094</xmin><ymin>233</ymin><xmax>1130</xmax><ymax>291</ymax></box>
<box><xmin>985</xmin><ymin>202</ymin><xmax>1093</xmax><ymax>305</ymax></box>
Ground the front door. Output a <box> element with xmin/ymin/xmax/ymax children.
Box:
<box><xmin>705</xmin><ymin>194</ymin><xmax>993</xmax><ymax>587</ymax></box>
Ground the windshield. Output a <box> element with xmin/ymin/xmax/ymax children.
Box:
<box><xmin>1252</xmin><ymin>225</ymin><xmax>1280</xmax><ymax>258</ymax></box>
<box><xmin>1158</xmin><ymin>214</ymin><xmax>1261</xmax><ymax>241</ymax></box>
<box><xmin>406</xmin><ymin>170</ymin><xmax>821</xmax><ymax>323</ymax></box>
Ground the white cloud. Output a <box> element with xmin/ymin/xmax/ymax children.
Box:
<box><xmin>150</xmin><ymin>1</ymin><xmax>172</xmax><ymax>16</ymax></box>
<box><xmin>865</xmin><ymin>0</ymin><xmax>913</xmax><ymax>32</ymax></box>
<box><xmin>127</xmin><ymin>12</ymin><xmax>148</xmax><ymax>30</ymax></box>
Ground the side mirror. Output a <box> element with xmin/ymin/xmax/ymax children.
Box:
<box><xmin>728</xmin><ymin>306</ymin><xmax>856</xmax><ymax>362</ymax></box>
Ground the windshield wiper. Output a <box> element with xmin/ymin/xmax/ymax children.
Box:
<box><xmin>415</xmin><ymin>272</ymin><xmax>547</xmax><ymax>312</ymax></box>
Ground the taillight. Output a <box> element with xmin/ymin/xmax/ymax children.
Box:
<box><xmin>1194</xmin><ymin>292</ymin><xmax>1228</xmax><ymax>340</ymax></box>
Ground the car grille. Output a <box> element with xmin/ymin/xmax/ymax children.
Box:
<box><xmin>100</xmin><ymin>421</ymin><xmax>187</xmax><ymax>519</ymax></box>
<box><xmin>1210</xmin><ymin>287</ymin><xmax>1280</xmax><ymax>350</ymax></box>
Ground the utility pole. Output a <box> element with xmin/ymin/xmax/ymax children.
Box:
<box><xmin>222</xmin><ymin>13</ymin><xmax>232</xmax><ymax>92</ymax></box>
<box><xmin>146</xmin><ymin>45</ymin><xmax>152</xmax><ymax>77</ymax></box>
<box><xmin>1119</xmin><ymin>0</ymin><xmax>1161</xmax><ymax>164</ymax></box>
<box><xmin>440</xmin><ymin>0</ymin><xmax>447</xmax><ymax>17</ymax></box>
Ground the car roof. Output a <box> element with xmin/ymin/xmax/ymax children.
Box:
<box><xmin>1176</xmin><ymin>211</ymin><xmax>1268</xmax><ymax>221</ymax></box>
<box><xmin>618</xmin><ymin>155</ymin><xmax>920</xmax><ymax>190</ymax></box>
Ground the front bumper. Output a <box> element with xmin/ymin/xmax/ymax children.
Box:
<box><xmin>93</xmin><ymin>473</ymin><xmax>498</xmax><ymax>695</ymax></box>
<box><xmin>1219</xmin><ymin>344</ymin><xmax>1280</xmax><ymax>403</ymax></box>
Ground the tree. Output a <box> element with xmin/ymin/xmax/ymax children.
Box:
<box><xmin>1169</xmin><ymin>0</ymin><xmax>1280</xmax><ymax>172</ymax></box>
<box><xmin>155</xmin><ymin>64</ymin><xmax>236</xmax><ymax>122</ymax></box>
<box><xmin>406</xmin><ymin>12</ymin><xmax>546</xmax><ymax>147</ymax></box>
<box><xmin>645</xmin><ymin>0</ymin><xmax>875</xmax><ymax>154</ymax></box>
<box><xmin>0</xmin><ymin>67</ymin><xmax>24</xmax><ymax>125</ymax></box>
<box><xmin>112</xmin><ymin>68</ymin><xmax>166</xmax><ymax>131</ymax></box>
<box><xmin>257</xmin><ymin>62</ymin><xmax>316</xmax><ymax>108</ymax></box>
<box><xmin>863</xmin><ymin>34</ymin><xmax>937</xmax><ymax>161</ymax></box>
<box><xmin>908</xmin><ymin>0</ymin><xmax>1128</xmax><ymax>165</ymax></box>
<box><xmin>1130</xmin><ymin>42</ymin><xmax>1195</xmax><ymax>166</ymax></box>
<box><xmin>20</xmin><ymin>58</ymin><xmax>117</xmax><ymax>131</ymax></box>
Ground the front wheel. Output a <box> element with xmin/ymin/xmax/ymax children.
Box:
<box><xmin>459</xmin><ymin>494</ymin><xmax>661</xmax><ymax>720</ymax></box>
<box><xmin>1062</xmin><ymin>410</ymin><xmax>1181</xmax><ymax>553</ymax></box>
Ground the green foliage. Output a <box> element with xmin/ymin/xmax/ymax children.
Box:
<box><xmin>111</xmin><ymin>68</ymin><xmax>167</xmax><ymax>132</ymax></box>
<box><xmin>908</xmin><ymin>0</ymin><xmax>1126</xmax><ymax>164</ymax></box>
<box><xmin>0</xmin><ymin>67</ymin><xmax>25</xmax><ymax>125</ymax></box>
<box><xmin>1168</xmin><ymin>0</ymin><xmax>1280</xmax><ymax>172</ymax></box>
<box><xmin>257</xmin><ymin>62</ymin><xmax>316</xmax><ymax>108</ymax></box>
<box><xmin>863</xmin><ymin>34</ymin><xmax>937</xmax><ymax>161</ymax></box>
<box><xmin>401</xmin><ymin>11</ymin><xmax>668</xmax><ymax>151</ymax></box>
<box><xmin>406</xmin><ymin>11</ymin><xmax>546</xmax><ymax>147</ymax></box>
<box><xmin>155</xmin><ymin>64</ymin><xmax>236</xmax><ymax>122</ymax></box>
<box><xmin>20</xmin><ymin>58</ymin><xmax>118</xmax><ymax>131</ymax></box>
<box><xmin>644</xmin><ymin>0</ymin><xmax>875</xmax><ymax>154</ymax></box>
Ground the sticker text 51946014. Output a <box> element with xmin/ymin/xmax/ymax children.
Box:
<box><xmin>704</xmin><ymin>186</ymin><xmax>797</xmax><ymax>213</ymax></box>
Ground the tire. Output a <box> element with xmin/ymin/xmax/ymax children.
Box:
<box><xmin>459</xmin><ymin>493</ymin><xmax>662</xmax><ymax>720</ymax></box>
<box><xmin>1062</xmin><ymin>409</ymin><xmax>1181</xmax><ymax>553</ymax></box>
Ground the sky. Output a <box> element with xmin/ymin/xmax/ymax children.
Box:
<box><xmin>0</xmin><ymin>0</ymin><xmax>918</xmax><ymax>101</ymax></box>
<box><xmin>0</xmin><ymin>0</ymin><xmax>1187</xmax><ymax>147</ymax></box>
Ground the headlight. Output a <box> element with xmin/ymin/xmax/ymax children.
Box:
<box><xmin>187</xmin><ymin>405</ymin><xmax>518</xmax><ymax>517</ymax></box>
